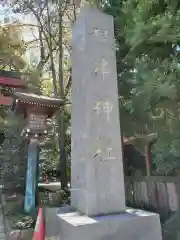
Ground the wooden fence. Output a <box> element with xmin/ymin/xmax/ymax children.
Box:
<box><xmin>125</xmin><ymin>176</ymin><xmax>180</xmax><ymax>220</ymax></box>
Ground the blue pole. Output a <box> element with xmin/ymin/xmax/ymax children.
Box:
<box><xmin>24</xmin><ymin>138</ymin><xmax>38</xmax><ymax>213</ymax></box>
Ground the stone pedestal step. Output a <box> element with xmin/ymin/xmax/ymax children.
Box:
<box><xmin>0</xmin><ymin>211</ymin><xmax>5</xmax><ymax>239</ymax></box>
<box><xmin>0</xmin><ymin>233</ymin><xmax>5</xmax><ymax>240</ymax></box>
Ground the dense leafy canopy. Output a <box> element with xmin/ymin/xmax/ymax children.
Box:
<box><xmin>104</xmin><ymin>0</ymin><xmax>180</xmax><ymax>174</ymax></box>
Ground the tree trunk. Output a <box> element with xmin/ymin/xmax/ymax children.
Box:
<box><xmin>47</xmin><ymin>2</ymin><xmax>58</xmax><ymax>96</ymax></box>
<box><xmin>58</xmin><ymin>6</ymin><xmax>67</xmax><ymax>189</ymax></box>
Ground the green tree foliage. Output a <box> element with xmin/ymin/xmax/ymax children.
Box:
<box><xmin>0</xmin><ymin>113</ymin><xmax>34</xmax><ymax>229</ymax></box>
<box><xmin>12</xmin><ymin>0</ymin><xmax>76</xmax><ymax>188</ymax></box>
<box><xmin>104</xmin><ymin>0</ymin><xmax>180</xmax><ymax>175</ymax></box>
<box><xmin>0</xmin><ymin>113</ymin><xmax>26</xmax><ymax>191</ymax></box>
<box><xmin>39</xmin><ymin>111</ymin><xmax>71</xmax><ymax>181</ymax></box>
<box><xmin>0</xmin><ymin>24</ymin><xmax>26</xmax><ymax>70</ymax></box>
<box><xmin>0</xmin><ymin>23</ymin><xmax>39</xmax><ymax>228</ymax></box>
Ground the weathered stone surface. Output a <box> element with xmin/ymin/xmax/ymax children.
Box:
<box><xmin>71</xmin><ymin>7</ymin><xmax>125</xmax><ymax>216</ymax></box>
<box><xmin>8</xmin><ymin>229</ymin><xmax>33</xmax><ymax>240</ymax></box>
<box><xmin>45</xmin><ymin>208</ymin><xmax>59</xmax><ymax>239</ymax></box>
<box><xmin>57</xmin><ymin>206</ymin><xmax>162</xmax><ymax>240</ymax></box>
<box><xmin>0</xmin><ymin>216</ymin><xmax>5</xmax><ymax>240</ymax></box>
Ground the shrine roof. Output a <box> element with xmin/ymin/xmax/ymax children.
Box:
<box><xmin>14</xmin><ymin>92</ymin><xmax>64</xmax><ymax>107</ymax></box>
<box><xmin>0</xmin><ymin>70</ymin><xmax>22</xmax><ymax>78</ymax></box>
<box><xmin>123</xmin><ymin>133</ymin><xmax>157</xmax><ymax>148</ymax></box>
<box><xmin>0</xmin><ymin>70</ymin><xmax>27</xmax><ymax>88</ymax></box>
<box><xmin>0</xmin><ymin>95</ymin><xmax>13</xmax><ymax>106</ymax></box>
<box><xmin>123</xmin><ymin>137</ymin><xmax>134</xmax><ymax>145</ymax></box>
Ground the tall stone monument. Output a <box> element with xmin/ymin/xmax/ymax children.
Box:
<box><xmin>71</xmin><ymin>6</ymin><xmax>125</xmax><ymax>216</ymax></box>
<box><xmin>57</xmin><ymin>6</ymin><xmax>162</xmax><ymax>240</ymax></box>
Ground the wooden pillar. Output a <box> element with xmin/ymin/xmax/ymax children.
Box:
<box><xmin>145</xmin><ymin>139</ymin><xmax>156</xmax><ymax>176</ymax></box>
<box><xmin>145</xmin><ymin>142</ymin><xmax>152</xmax><ymax>176</ymax></box>
<box><xmin>121</xmin><ymin>135</ymin><xmax>124</xmax><ymax>158</ymax></box>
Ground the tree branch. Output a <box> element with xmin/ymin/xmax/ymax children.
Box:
<box><xmin>65</xmin><ymin>68</ymin><xmax>72</xmax><ymax>97</ymax></box>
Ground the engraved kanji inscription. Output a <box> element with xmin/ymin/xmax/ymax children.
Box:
<box><xmin>92</xmin><ymin>27</ymin><xmax>108</xmax><ymax>41</ymax></box>
<box><xmin>93</xmin><ymin>101</ymin><xmax>101</xmax><ymax>115</ymax></box>
<box><xmin>94</xmin><ymin>147</ymin><xmax>116</xmax><ymax>161</ymax></box>
<box><xmin>107</xmin><ymin>148</ymin><xmax>116</xmax><ymax>160</ymax></box>
<box><xmin>102</xmin><ymin>101</ymin><xmax>113</xmax><ymax>121</ymax></box>
<box><xmin>93</xmin><ymin>100</ymin><xmax>113</xmax><ymax>121</ymax></box>
<box><xmin>94</xmin><ymin>58</ymin><xmax>109</xmax><ymax>80</ymax></box>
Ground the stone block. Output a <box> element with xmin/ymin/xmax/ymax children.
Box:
<box><xmin>57</xmin><ymin>206</ymin><xmax>162</xmax><ymax>240</ymax></box>
<box><xmin>8</xmin><ymin>229</ymin><xmax>33</xmax><ymax>240</ymax></box>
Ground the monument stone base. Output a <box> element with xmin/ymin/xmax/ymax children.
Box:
<box><xmin>56</xmin><ymin>206</ymin><xmax>162</xmax><ymax>240</ymax></box>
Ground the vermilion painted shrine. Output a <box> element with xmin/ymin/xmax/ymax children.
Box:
<box><xmin>0</xmin><ymin>70</ymin><xmax>26</xmax><ymax>106</ymax></box>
